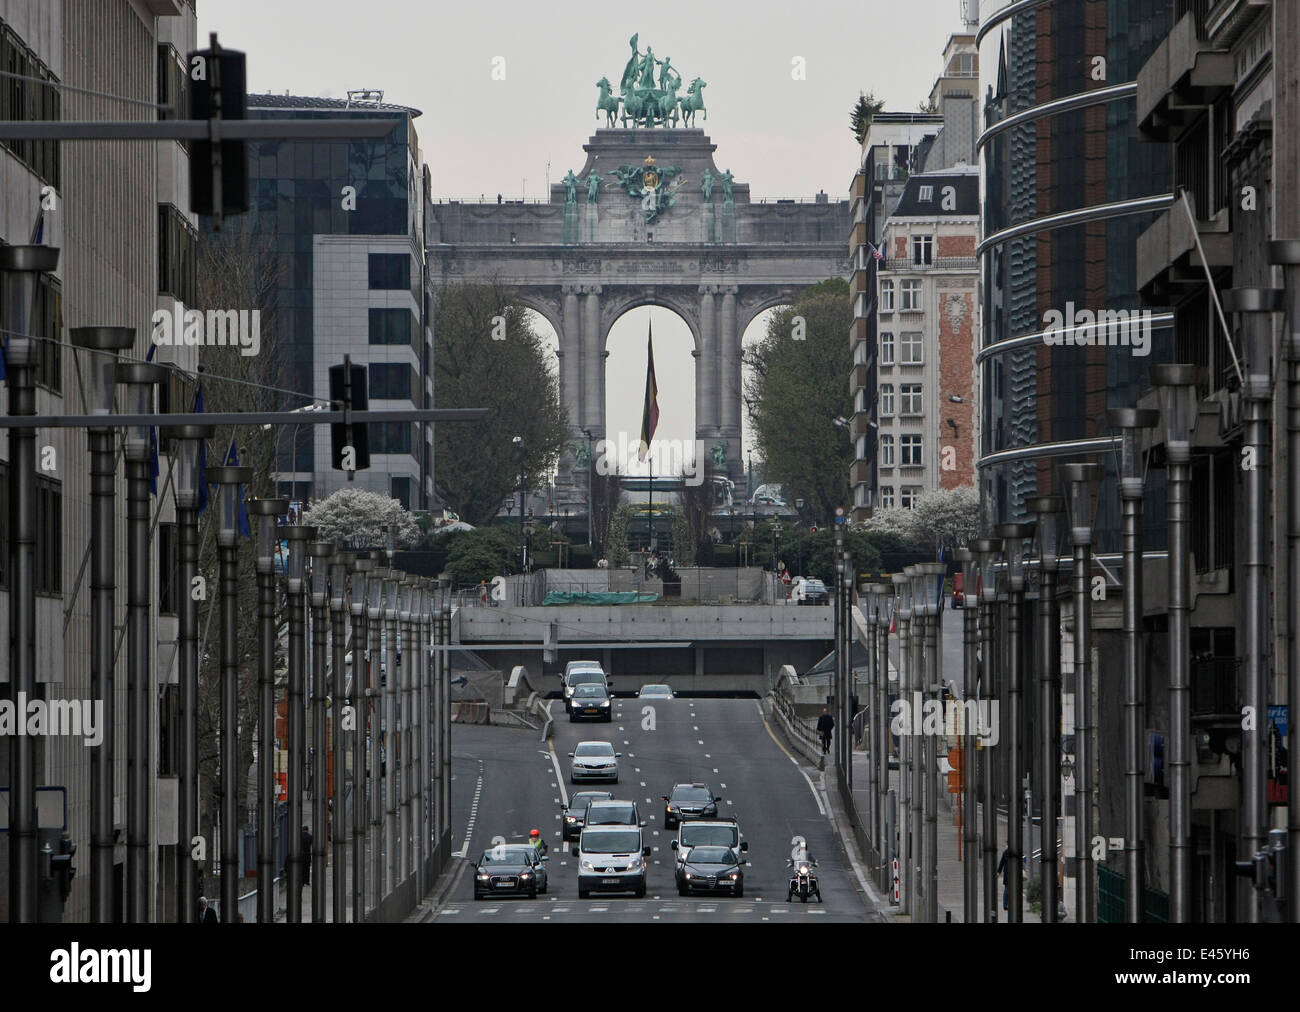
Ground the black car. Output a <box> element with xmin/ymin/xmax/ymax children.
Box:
<box><xmin>562</xmin><ymin>791</ymin><xmax>614</xmax><ymax>841</ymax></box>
<box><xmin>569</xmin><ymin>682</ymin><xmax>614</xmax><ymax>721</ymax></box>
<box><xmin>676</xmin><ymin>845</ymin><xmax>746</xmax><ymax>897</ymax></box>
<box><xmin>661</xmin><ymin>783</ymin><xmax>722</xmax><ymax>830</ymax></box>
<box><xmin>472</xmin><ymin>844</ymin><xmax>548</xmax><ymax>899</ymax></box>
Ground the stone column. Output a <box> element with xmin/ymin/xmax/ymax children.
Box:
<box><xmin>719</xmin><ymin>285</ymin><xmax>739</xmax><ymax>453</ymax></box>
<box><xmin>583</xmin><ymin>285</ymin><xmax>603</xmax><ymax>434</ymax></box>
<box><xmin>698</xmin><ymin>285</ymin><xmax>718</xmax><ymax>438</ymax></box>
<box><xmin>562</xmin><ymin>285</ymin><xmax>582</xmax><ymax>435</ymax></box>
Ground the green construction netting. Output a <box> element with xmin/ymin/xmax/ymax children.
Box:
<box><xmin>540</xmin><ymin>591</ymin><xmax>660</xmax><ymax>605</ymax></box>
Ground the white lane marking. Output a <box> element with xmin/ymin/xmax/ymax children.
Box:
<box><xmin>693</xmin><ymin>726</ymin><xmax>699</xmax><ymax>731</ymax></box>
<box><xmin>623</xmin><ymin>740</ymin><xmax>630</xmax><ymax>745</ymax></box>
<box><xmin>726</xmin><ymin>800</ymin><xmax>733</xmax><ymax>806</ymax></box>
<box><xmin>619</xmin><ymin>726</ymin><xmax>625</xmax><ymax>731</ymax></box>
<box><xmin>553</xmin><ymin>907</ymin><xmax>570</xmax><ymax>913</ymax></box>
<box><xmin>542</xmin><ymin>723</ymin><xmax>569</xmax><ymax>808</ymax></box>
<box><xmin>712</xmin><ymin>768</ymin><xmax>719</xmax><ymax>774</ymax></box>
<box><xmin>704</xmin><ymin>754</ymin><xmax>711</xmax><ymax>759</ymax></box>
<box><xmin>640</xmin><ymin>781</ymin><xmax>646</xmax><ymax>787</ymax></box>
<box><xmin>792</xmin><ymin>757</ymin><xmax>826</xmax><ymax>815</ymax></box>
<box><xmin>635</xmin><ymin>768</ymin><xmax>641</xmax><ymax>773</ymax></box>
<box><xmin>697</xmin><ymin>740</ymin><xmax>704</xmax><ymax>745</ymax></box>
<box><xmin>440</xmin><ymin>909</ymin><xmax>460</xmax><ymax>915</ymax></box>
<box><xmin>453</xmin><ymin>759</ymin><xmax>485</xmax><ymax>857</ymax></box>
<box><xmin>590</xmin><ymin>906</ymin><xmax>608</xmax><ymax>912</ymax></box>
<box><xmin>553</xmin><ymin>797</ymin><xmax>561</xmax><ymax>803</ymax></box>
<box><xmin>719</xmin><ymin>783</ymin><xmax>726</xmax><ymax>789</ymax></box>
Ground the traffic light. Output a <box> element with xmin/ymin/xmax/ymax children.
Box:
<box><xmin>188</xmin><ymin>38</ymin><xmax>249</xmax><ymax>217</ymax></box>
<box><xmin>946</xmin><ymin>746</ymin><xmax>964</xmax><ymax>794</ymax></box>
<box><xmin>329</xmin><ymin>360</ymin><xmax>370</xmax><ymax>473</ymax></box>
<box><xmin>50</xmin><ymin>835</ymin><xmax>76</xmax><ymax>903</ymax></box>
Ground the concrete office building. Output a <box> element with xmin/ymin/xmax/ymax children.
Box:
<box><xmin>0</xmin><ymin>0</ymin><xmax>197</xmax><ymax>922</ymax></box>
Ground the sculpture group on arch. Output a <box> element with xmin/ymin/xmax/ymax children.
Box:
<box><xmin>596</xmin><ymin>33</ymin><xmax>707</xmax><ymax>129</ymax></box>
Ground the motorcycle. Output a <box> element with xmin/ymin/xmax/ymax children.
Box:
<box><xmin>786</xmin><ymin>856</ymin><xmax>821</xmax><ymax>903</ymax></box>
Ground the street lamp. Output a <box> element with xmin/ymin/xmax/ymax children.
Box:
<box><xmin>901</xmin><ymin>564</ymin><xmax>924</xmax><ymax>917</ymax></box>
<box><xmin>583</xmin><ymin>427</ymin><xmax>594</xmax><ymax>547</ymax></box>
<box><xmin>348</xmin><ymin>553</ymin><xmax>374</xmax><ymax>921</ymax></box>
<box><xmin>246</xmin><ymin>496</ymin><xmax>287</xmax><ymax>923</ymax></box>
<box><xmin>772</xmin><ymin>520</ymin><xmax>783</xmax><ymax>577</ymax></box>
<box><xmin>1060</xmin><ymin>461</ymin><xmax>1101</xmax><ymax>923</ymax></box>
<box><xmin>1</xmin><ymin>243</ymin><xmax>60</xmax><ymax>923</ymax></box>
<box><xmin>915</xmin><ymin>560</ymin><xmax>947</xmax><ymax>924</ymax></box>
<box><xmin>972</xmin><ymin>536</ymin><xmax>1004</xmax><ymax>922</ymax></box>
<box><xmin>71</xmin><ymin>326</ymin><xmax>134</xmax><ymax>922</ymax></box>
<box><xmin>206</xmin><ymin>461</ymin><xmax>252</xmax><ymax>921</ymax></box>
<box><xmin>307</xmin><ymin>539</ymin><xmax>335</xmax><ymax>921</ymax></box>
<box><xmin>117</xmin><ymin>359</ymin><xmax>166</xmax><ymax>922</ymax></box>
<box><xmin>994</xmin><ymin>522</ymin><xmax>1033</xmax><ymax>923</ymax></box>
<box><xmin>283</xmin><ymin>523</ymin><xmax>317</xmax><ymax>922</ymax></box>
<box><xmin>514</xmin><ymin>435</ymin><xmax>526</xmax><ymax>570</ymax></box>
<box><xmin>383</xmin><ymin>568</ymin><xmax>401</xmax><ymax>896</ymax></box>
<box><xmin>866</xmin><ymin>582</ymin><xmax>891</xmax><ymax>891</ymax></box>
<box><xmin>1106</xmin><ymin>405</ymin><xmax>1158</xmax><ymax>924</ymax></box>
<box><xmin>1150</xmin><ymin>363</ymin><xmax>1198</xmax><ymax>923</ymax></box>
<box><xmin>1223</xmin><ymin>288</ymin><xmax>1284</xmax><ymax>923</ymax></box>
<box><xmin>328</xmin><ymin>548</ymin><xmax>353</xmax><ymax>922</ymax></box>
<box><xmin>1026</xmin><ymin>494</ymin><xmax>1064</xmax><ymax>923</ymax></box>
<box><xmin>366</xmin><ymin>566</ymin><xmax>388</xmax><ymax>906</ymax></box>
<box><xmin>953</xmin><ymin>546</ymin><xmax>979</xmax><ymax>922</ymax></box>
<box><xmin>891</xmin><ymin>570</ymin><xmax>913</xmax><ymax>913</ymax></box>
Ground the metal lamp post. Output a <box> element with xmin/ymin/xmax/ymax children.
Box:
<box><xmin>348</xmin><ymin>553</ymin><xmax>374</xmax><ymax>921</ymax></box>
<box><xmin>863</xmin><ymin>582</ymin><xmax>881</xmax><ymax>867</ymax></box>
<box><xmin>1150</xmin><ymin>364</ymin><xmax>1199</xmax><ymax>922</ymax></box>
<box><xmin>1060</xmin><ymin>461</ymin><xmax>1101</xmax><ymax>923</ymax></box>
<box><xmin>367</xmin><ymin>564</ymin><xmax>388</xmax><ymax>905</ymax></box>
<box><xmin>993</xmin><ymin>523</ymin><xmax>1033</xmax><ymax>923</ymax></box>
<box><xmin>283</xmin><ymin>523</ymin><xmax>317</xmax><ymax>922</ymax></box>
<box><xmin>329</xmin><ymin>549</ymin><xmax>353</xmax><ymax>921</ymax></box>
<box><xmin>307</xmin><ymin>539</ymin><xmax>335</xmax><ymax>921</ymax></box>
<box><xmin>972</xmin><ymin>536</ymin><xmax>1003</xmax><ymax>921</ymax></box>
<box><xmin>1106</xmin><ymin>407</ymin><xmax>1158</xmax><ymax>923</ymax></box>
<box><xmin>954</xmin><ymin>546</ymin><xmax>979</xmax><ymax>922</ymax></box>
<box><xmin>206</xmin><ymin>462</ymin><xmax>252</xmax><ymax>921</ymax></box>
<box><xmin>1026</xmin><ymin>495</ymin><xmax>1064</xmax><ymax>923</ymax></box>
<box><xmin>514</xmin><ymin>435</ymin><xmax>526</xmax><ymax>569</ymax></box>
<box><xmin>896</xmin><ymin>566</ymin><xmax>917</xmax><ymax>915</ymax></box>
<box><xmin>70</xmin><ymin>325</ymin><xmax>134</xmax><ymax>922</ymax></box>
<box><xmin>383</xmin><ymin>569</ymin><xmax>401</xmax><ymax>895</ymax></box>
<box><xmin>162</xmin><ymin>420</ymin><xmax>214</xmax><ymax>924</ymax></box>
<box><xmin>401</xmin><ymin>577</ymin><xmax>419</xmax><ymax>885</ymax></box>
<box><xmin>247</xmin><ymin>496</ymin><xmax>288</xmax><ymax>923</ymax></box>
<box><xmin>1267</xmin><ymin>239</ymin><xmax>1300</xmax><ymax>920</ymax></box>
<box><xmin>2</xmin><ymin>244</ymin><xmax>59</xmax><ymax>923</ymax></box>
<box><xmin>1223</xmin><ymin>288</ymin><xmax>1284</xmax><ymax>923</ymax></box>
<box><xmin>117</xmin><ymin>359</ymin><xmax>166</xmax><ymax>922</ymax></box>
<box><xmin>916</xmin><ymin>560</ymin><xmax>947</xmax><ymax>924</ymax></box>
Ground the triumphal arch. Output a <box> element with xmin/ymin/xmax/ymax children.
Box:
<box><xmin>430</xmin><ymin>35</ymin><xmax>850</xmax><ymax>489</ymax></box>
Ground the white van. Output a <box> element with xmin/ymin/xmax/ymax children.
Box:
<box><xmin>572</xmin><ymin>825</ymin><xmax>650</xmax><ymax>898</ymax></box>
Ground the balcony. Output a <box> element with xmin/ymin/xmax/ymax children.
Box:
<box><xmin>1135</xmin><ymin>202</ymin><xmax>1232</xmax><ymax>300</ymax></box>
<box><xmin>850</xmin><ymin>459</ymin><xmax>872</xmax><ymax>487</ymax></box>
<box><xmin>1137</xmin><ymin>10</ymin><xmax>1234</xmax><ymax>142</ymax></box>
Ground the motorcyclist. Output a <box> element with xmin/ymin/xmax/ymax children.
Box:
<box><xmin>528</xmin><ymin>828</ymin><xmax>548</xmax><ymax>856</ymax></box>
<box><xmin>786</xmin><ymin>843</ymin><xmax>819</xmax><ymax>900</ymax></box>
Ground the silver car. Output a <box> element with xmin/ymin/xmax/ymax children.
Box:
<box><xmin>568</xmin><ymin>740</ymin><xmax>621</xmax><ymax>783</ymax></box>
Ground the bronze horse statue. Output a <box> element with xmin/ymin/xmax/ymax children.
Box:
<box><xmin>679</xmin><ymin>77</ymin><xmax>706</xmax><ymax>127</ymax></box>
<box><xmin>595</xmin><ymin>77</ymin><xmax>621</xmax><ymax>127</ymax></box>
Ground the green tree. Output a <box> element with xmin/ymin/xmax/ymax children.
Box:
<box><xmin>442</xmin><ymin>526</ymin><xmax>517</xmax><ymax>585</ymax></box>
<box><xmin>303</xmin><ymin>486</ymin><xmax>420</xmax><ymax>549</ymax></box>
<box><xmin>433</xmin><ymin>281</ymin><xmax>567</xmax><ymax>525</ymax></box>
<box><xmin>851</xmin><ymin>91</ymin><xmax>886</xmax><ymax>144</ymax></box>
<box><xmin>743</xmin><ymin>277</ymin><xmax>853</xmax><ymax>522</ymax></box>
<box><xmin>918</xmin><ymin>96</ymin><xmax>939</xmax><ymax>114</ymax></box>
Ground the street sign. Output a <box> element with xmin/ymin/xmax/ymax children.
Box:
<box><xmin>1268</xmin><ymin>704</ymin><xmax>1287</xmax><ymax>737</ymax></box>
<box><xmin>450</xmin><ymin>675</ymin><xmax>469</xmax><ymax>688</ymax></box>
<box><xmin>0</xmin><ymin>786</ymin><xmax>67</xmax><ymax>831</ymax></box>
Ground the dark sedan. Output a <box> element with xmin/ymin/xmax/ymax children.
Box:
<box><xmin>568</xmin><ymin>682</ymin><xmax>614</xmax><ymax>721</ymax></box>
<box><xmin>661</xmin><ymin>783</ymin><xmax>722</xmax><ymax>830</ymax></box>
<box><xmin>562</xmin><ymin>791</ymin><xmax>614</xmax><ymax>841</ymax></box>
<box><xmin>676</xmin><ymin>846</ymin><xmax>746</xmax><ymax>897</ymax></box>
<box><xmin>472</xmin><ymin>844</ymin><xmax>548</xmax><ymax>899</ymax></box>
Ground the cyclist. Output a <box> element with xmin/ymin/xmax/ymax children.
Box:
<box><xmin>528</xmin><ymin>828</ymin><xmax>548</xmax><ymax>856</ymax></box>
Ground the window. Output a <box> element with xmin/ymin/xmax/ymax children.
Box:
<box><xmin>901</xmin><ymin>279</ymin><xmax>922</xmax><ymax>309</ymax></box>
<box><xmin>157</xmin><ymin>45</ymin><xmax>189</xmax><ymax>125</ymax></box>
<box><xmin>0</xmin><ymin>461</ymin><xmax>7</xmax><ymax>588</ymax></box>
<box><xmin>21</xmin><ymin>273</ymin><xmax>62</xmax><ymax>393</ymax></box>
<box><xmin>900</xmin><ymin>331</ymin><xmax>924</xmax><ymax>365</ymax></box>
<box><xmin>880</xmin><ymin>280</ymin><xmax>894</xmax><ymax>311</ymax></box>
<box><xmin>35</xmin><ymin>476</ymin><xmax>61</xmax><ymax>595</ymax></box>
<box><xmin>158</xmin><ymin>522</ymin><xmax>177</xmax><ymax>617</ymax></box>
<box><xmin>880</xmin><ymin>332</ymin><xmax>895</xmax><ymax>366</ymax></box>
<box><xmin>391</xmin><ymin>476</ymin><xmax>412</xmax><ymax>509</ymax></box>
<box><xmin>158</xmin><ymin>203</ymin><xmax>197</xmax><ymax>306</ymax></box>
<box><xmin>958</xmin><ymin>53</ymin><xmax>974</xmax><ymax>75</ymax></box>
<box><xmin>853</xmin><ymin>340</ymin><xmax>869</xmax><ymax>366</ymax></box>
<box><xmin>0</xmin><ymin>20</ymin><xmax>61</xmax><ymax>187</ymax></box>
<box><xmin>918</xmin><ymin>185</ymin><xmax>933</xmax><ymax>203</ymax></box>
<box><xmin>855</xmin><ymin>435</ymin><xmax>867</xmax><ymax>460</ymax></box>
<box><xmin>901</xmin><ymin>486</ymin><xmax>922</xmax><ymax>509</ymax></box>
<box><xmin>368</xmin><ymin>362</ymin><xmax>413</xmax><ymax>400</ymax></box>
<box><xmin>854</xmin><ymin>387</ymin><xmax>868</xmax><ymax>414</ymax></box>
<box><xmin>900</xmin><ymin>434</ymin><xmax>923</xmax><ymax>466</ymax></box>
<box><xmin>879</xmin><ymin>435</ymin><xmax>895</xmax><ymax>467</ymax></box>
<box><xmin>369</xmin><ymin>307</ymin><xmax>415</xmax><ymax>346</ymax></box>
<box><xmin>911</xmin><ymin>235</ymin><xmax>933</xmax><ymax>265</ymax></box>
<box><xmin>880</xmin><ymin>486</ymin><xmax>895</xmax><ymax>509</ymax></box>
<box><xmin>368</xmin><ymin>253</ymin><xmax>409</xmax><ymax>290</ymax></box>
<box><xmin>900</xmin><ymin>383</ymin><xmax>923</xmax><ymax>415</ymax></box>
<box><xmin>854</xmin><ymin>292</ymin><xmax>871</xmax><ymax>318</ymax></box>
<box><xmin>371</xmin><ymin>422</ymin><xmax>413</xmax><ymax>454</ymax></box>
<box><xmin>879</xmin><ymin>384</ymin><xmax>894</xmax><ymax>416</ymax></box>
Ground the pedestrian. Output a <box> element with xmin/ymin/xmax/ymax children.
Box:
<box><xmin>301</xmin><ymin>825</ymin><xmax>312</xmax><ymax>887</ymax></box>
<box><xmin>198</xmin><ymin>896</ymin><xmax>218</xmax><ymax>924</ymax></box>
<box><xmin>996</xmin><ymin>847</ymin><xmax>1024</xmax><ymax>911</ymax></box>
<box><xmin>816</xmin><ymin>708</ymin><xmax>834</xmax><ymax>755</ymax></box>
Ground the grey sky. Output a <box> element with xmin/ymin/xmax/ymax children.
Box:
<box><xmin>200</xmin><ymin>0</ymin><xmax>965</xmax><ymax>478</ymax></box>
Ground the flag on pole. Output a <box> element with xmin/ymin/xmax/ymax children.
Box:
<box><xmin>868</xmin><ymin>241</ymin><xmax>884</xmax><ymax>262</ymax></box>
<box><xmin>637</xmin><ymin>320</ymin><xmax>659</xmax><ymax>463</ymax></box>
<box><xmin>195</xmin><ymin>386</ymin><xmax>209</xmax><ymax>515</ymax></box>
<box><xmin>223</xmin><ymin>438</ymin><xmax>252</xmax><ymax>538</ymax></box>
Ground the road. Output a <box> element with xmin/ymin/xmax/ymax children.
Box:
<box><xmin>434</xmin><ymin>695</ymin><xmax>881</xmax><ymax>922</ymax></box>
